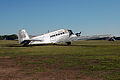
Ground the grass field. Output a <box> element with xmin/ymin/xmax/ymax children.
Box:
<box><xmin>0</xmin><ymin>40</ymin><xmax>120</xmax><ymax>80</ymax></box>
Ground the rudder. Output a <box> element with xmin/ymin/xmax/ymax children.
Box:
<box><xmin>18</xmin><ymin>29</ymin><xmax>30</xmax><ymax>44</ymax></box>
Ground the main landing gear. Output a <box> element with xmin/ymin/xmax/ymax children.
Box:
<box><xmin>66</xmin><ymin>42</ymin><xmax>71</xmax><ymax>46</ymax></box>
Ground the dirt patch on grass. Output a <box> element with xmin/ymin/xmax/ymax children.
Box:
<box><xmin>0</xmin><ymin>56</ymin><xmax>11</xmax><ymax>59</ymax></box>
<box><xmin>0</xmin><ymin>56</ymin><xmax>104</xmax><ymax>80</ymax></box>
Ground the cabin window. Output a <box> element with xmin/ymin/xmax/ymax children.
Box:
<box><xmin>50</xmin><ymin>32</ymin><xmax>65</xmax><ymax>38</ymax></box>
<box><xmin>50</xmin><ymin>35</ymin><xmax>55</xmax><ymax>37</ymax></box>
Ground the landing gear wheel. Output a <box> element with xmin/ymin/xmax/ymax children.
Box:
<box><xmin>23</xmin><ymin>44</ymin><xmax>28</xmax><ymax>47</ymax></box>
<box><xmin>66</xmin><ymin>42</ymin><xmax>71</xmax><ymax>46</ymax></box>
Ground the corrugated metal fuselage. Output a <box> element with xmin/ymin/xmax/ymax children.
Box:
<box><xmin>29</xmin><ymin>29</ymin><xmax>70</xmax><ymax>45</ymax></box>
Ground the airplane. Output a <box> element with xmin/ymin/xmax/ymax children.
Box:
<box><xmin>76</xmin><ymin>35</ymin><xmax>116</xmax><ymax>41</ymax></box>
<box><xmin>18</xmin><ymin>29</ymin><xmax>81</xmax><ymax>46</ymax></box>
<box><xmin>18</xmin><ymin>29</ymin><xmax>115</xmax><ymax>46</ymax></box>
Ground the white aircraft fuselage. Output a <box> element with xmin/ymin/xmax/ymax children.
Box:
<box><xmin>30</xmin><ymin>29</ymin><xmax>70</xmax><ymax>44</ymax></box>
<box><xmin>18</xmin><ymin>29</ymin><xmax>76</xmax><ymax>46</ymax></box>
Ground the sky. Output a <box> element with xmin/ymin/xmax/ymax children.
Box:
<box><xmin>0</xmin><ymin>0</ymin><xmax>120</xmax><ymax>36</ymax></box>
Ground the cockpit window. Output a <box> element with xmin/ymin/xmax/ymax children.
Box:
<box><xmin>68</xmin><ymin>30</ymin><xmax>74</xmax><ymax>36</ymax></box>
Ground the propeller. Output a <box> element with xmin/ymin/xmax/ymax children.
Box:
<box><xmin>75</xmin><ymin>32</ymin><xmax>81</xmax><ymax>36</ymax></box>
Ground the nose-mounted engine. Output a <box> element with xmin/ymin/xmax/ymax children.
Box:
<box><xmin>68</xmin><ymin>30</ymin><xmax>74</xmax><ymax>36</ymax></box>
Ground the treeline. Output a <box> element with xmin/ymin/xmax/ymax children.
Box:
<box><xmin>0</xmin><ymin>34</ymin><xmax>18</xmax><ymax>40</ymax></box>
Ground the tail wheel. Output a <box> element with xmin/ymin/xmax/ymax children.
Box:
<box><xmin>66</xmin><ymin>42</ymin><xmax>71</xmax><ymax>46</ymax></box>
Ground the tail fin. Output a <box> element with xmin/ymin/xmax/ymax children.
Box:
<box><xmin>18</xmin><ymin>29</ymin><xmax>30</xmax><ymax>44</ymax></box>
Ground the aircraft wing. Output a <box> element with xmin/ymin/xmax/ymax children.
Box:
<box><xmin>20</xmin><ymin>39</ymin><xmax>43</xmax><ymax>44</ymax></box>
<box><xmin>69</xmin><ymin>34</ymin><xmax>114</xmax><ymax>41</ymax></box>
